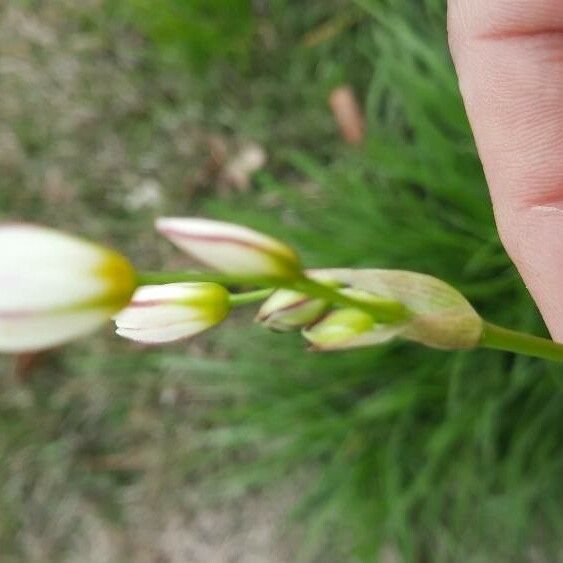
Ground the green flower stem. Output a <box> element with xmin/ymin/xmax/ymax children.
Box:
<box><xmin>137</xmin><ymin>271</ymin><xmax>563</xmax><ymax>361</ymax></box>
<box><xmin>229</xmin><ymin>289</ymin><xmax>274</xmax><ymax>306</ymax></box>
<box><xmin>292</xmin><ymin>276</ymin><xmax>411</xmax><ymax>323</ymax></box>
<box><xmin>136</xmin><ymin>270</ymin><xmax>279</xmax><ymax>287</ymax></box>
<box><xmin>480</xmin><ymin>322</ymin><xmax>563</xmax><ymax>363</ymax></box>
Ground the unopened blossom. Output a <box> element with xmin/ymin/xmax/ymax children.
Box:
<box><xmin>0</xmin><ymin>224</ymin><xmax>136</xmax><ymax>353</ymax></box>
<box><xmin>309</xmin><ymin>268</ymin><xmax>483</xmax><ymax>350</ymax></box>
<box><xmin>303</xmin><ymin>308</ymin><xmax>403</xmax><ymax>351</ymax></box>
<box><xmin>156</xmin><ymin>217</ymin><xmax>302</xmax><ymax>279</ymax></box>
<box><xmin>256</xmin><ymin>289</ymin><xmax>327</xmax><ymax>332</ymax></box>
<box><xmin>114</xmin><ymin>282</ymin><xmax>230</xmax><ymax>344</ymax></box>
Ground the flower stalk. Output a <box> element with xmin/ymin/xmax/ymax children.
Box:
<box><xmin>480</xmin><ymin>322</ymin><xmax>563</xmax><ymax>363</ymax></box>
<box><xmin>229</xmin><ymin>289</ymin><xmax>274</xmax><ymax>306</ymax></box>
<box><xmin>293</xmin><ymin>276</ymin><xmax>411</xmax><ymax>324</ymax></box>
<box><xmin>136</xmin><ymin>270</ymin><xmax>563</xmax><ymax>363</ymax></box>
<box><xmin>5</xmin><ymin>217</ymin><xmax>563</xmax><ymax>365</ymax></box>
<box><xmin>137</xmin><ymin>271</ymin><xmax>410</xmax><ymax>324</ymax></box>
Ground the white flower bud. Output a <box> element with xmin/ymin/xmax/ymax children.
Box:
<box><xmin>114</xmin><ymin>282</ymin><xmax>230</xmax><ymax>344</ymax></box>
<box><xmin>0</xmin><ymin>224</ymin><xmax>136</xmax><ymax>353</ymax></box>
<box><xmin>156</xmin><ymin>218</ymin><xmax>302</xmax><ymax>279</ymax></box>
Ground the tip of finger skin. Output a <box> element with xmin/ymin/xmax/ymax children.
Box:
<box><xmin>447</xmin><ymin>0</ymin><xmax>563</xmax><ymax>342</ymax></box>
<box><xmin>499</xmin><ymin>206</ymin><xmax>563</xmax><ymax>342</ymax></box>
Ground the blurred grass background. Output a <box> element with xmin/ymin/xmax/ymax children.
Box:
<box><xmin>1</xmin><ymin>0</ymin><xmax>563</xmax><ymax>561</ymax></box>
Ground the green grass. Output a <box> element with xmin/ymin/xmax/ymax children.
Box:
<box><xmin>193</xmin><ymin>2</ymin><xmax>563</xmax><ymax>561</ymax></box>
<box><xmin>1</xmin><ymin>0</ymin><xmax>563</xmax><ymax>561</ymax></box>
<box><xmin>119</xmin><ymin>0</ymin><xmax>255</xmax><ymax>71</ymax></box>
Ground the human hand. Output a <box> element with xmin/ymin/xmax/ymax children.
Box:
<box><xmin>448</xmin><ymin>0</ymin><xmax>563</xmax><ymax>340</ymax></box>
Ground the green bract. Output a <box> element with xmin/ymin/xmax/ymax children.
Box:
<box><xmin>307</xmin><ymin>269</ymin><xmax>484</xmax><ymax>350</ymax></box>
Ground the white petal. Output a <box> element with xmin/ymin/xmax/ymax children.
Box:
<box><xmin>0</xmin><ymin>224</ymin><xmax>136</xmax><ymax>353</ymax></box>
<box><xmin>0</xmin><ymin>223</ymin><xmax>106</xmax><ymax>269</ymax></box>
<box><xmin>115</xmin><ymin>304</ymin><xmax>200</xmax><ymax>330</ymax></box>
<box><xmin>155</xmin><ymin>217</ymin><xmax>301</xmax><ymax>277</ymax></box>
<box><xmin>0</xmin><ymin>309</ymin><xmax>113</xmax><ymax>353</ymax></box>
<box><xmin>128</xmin><ymin>282</ymin><xmax>211</xmax><ymax>304</ymax></box>
<box><xmin>0</xmin><ymin>224</ymin><xmax>128</xmax><ymax>312</ymax></box>
<box><xmin>116</xmin><ymin>320</ymin><xmax>209</xmax><ymax>344</ymax></box>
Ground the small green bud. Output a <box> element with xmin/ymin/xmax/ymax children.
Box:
<box><xmin>303</xmin><ymin>308</ymin><xmax>403</xmax><ymax>351</ymax></box>
<box><xmin>255</xmin><ymin>289</ymin><xmax>327</xmax><ymax>332</ymax></box>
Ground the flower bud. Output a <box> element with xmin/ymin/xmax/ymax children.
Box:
<box><xmin>156</xmin><ymin>218</ymin><xmax>302</xmax><ymax>279</ymax></box>
<box><xmin>255</xmin><ymin>289</ymin><xmax>327</xmax><ymax>332</ymax></box>
<box><xmin>114</xmin><ymin>282</ymin><xmax>230</xmax><ymax>344</ymax></box>
<box><xmin>0</xmin><ymin>223</ymin><xmax>136</xmax><ymax>353</ymax></box>
<box><xmin>303</xmin><ymin>308</ymin><xmax>402</xmax><ymax>351</ymax></box>
<box><xmin>308</xmin><ymin>269</ymin><xmax>483</xmax><ymax>350</ymax></box>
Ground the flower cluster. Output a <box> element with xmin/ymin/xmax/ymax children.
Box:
<box><xmin>0</xmin><ymin>218</ymin><xmax>485</xmax><ymax>356</ymax></box>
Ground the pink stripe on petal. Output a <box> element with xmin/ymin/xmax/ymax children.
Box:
<box><xmin>0</xmin><ymin>310</ymin><xmax>37</xmax><ymax>320</ymax></box>
<box><xmin>128</xmin><ymin>299</ymin><xmax>171</xmax><ymax>308</ymax></box>
<box><xmin>159</xmin><ymin>228</ymin><xmax>280</xmax><ymax>257</ymax></box>
<box><xmin>256</xmin><ymin>296</ymin><xmax>311</xmax><ymax>322</ymax></box>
